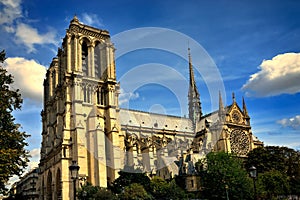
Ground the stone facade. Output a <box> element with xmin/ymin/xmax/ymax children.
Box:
<box><xmin>37</xmin><ymin>17</ymin><xmax>263</xmax><ymax>199</ymax></box>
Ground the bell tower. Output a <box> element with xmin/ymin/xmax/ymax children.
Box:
<box><xmin>39</xmin><ymin>16</ymin><xmax>124</xmax><ymax>200</ymax></box>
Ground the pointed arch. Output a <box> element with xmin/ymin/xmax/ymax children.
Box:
<box><xmin>81</xmin><ymin>37</ymin><xmax>91</xmax><ymax>76</ymax></box>
<box><xmin>56</xmin><ymin>168</ymin><xmax>62</xmax><ymax>200</ymax></box>
<box><xmin>46</xmin><ymin>170</ymin><xmax>53</xmax><ymax>200</ymax></box>
<box><xmin>94</xmin><ymin>41</ymin><xmax>102</xmax><ymax>78</ymax></box>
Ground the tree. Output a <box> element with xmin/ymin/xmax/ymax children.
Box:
<box><xmin>77</xmin><ymin>182</ymin><xmax>117</xmax><ymax>200</ymax></box>
<box><xmin>119</xmin><ymin>183</ymin><xmax>152</xmax><ymax>200</ymax></box>
<box><xmin>246</xmin><ymin>146</ymin><xmax>300</xmax><ymax>197</ymax></box>
<box><xmin>0</xmin><ymin>50</ymin><xmax>29</xmax><ymax>194</ymax></box>
<box><xmin>150</xmin><ymin>176</ymin><xmax>186</xmax><ymax>200</ymax></box>
<box><xmin>258</xmin><ymin>170</ymin><xmax>290</xmax><ymax>199</ymax></box>
<box><xmin>110</xmin><ymin>166</ymin><xmax>151</xmax><ymax>194</ymax></box>
<box><xmin>197</xmin><ymin>152</ymin><xmax>252</xmax><ymax>200</ymax></box>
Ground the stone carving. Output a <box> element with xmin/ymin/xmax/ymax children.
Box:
<box><xmin>69</xmin><ymin>25</ymin><xmax>109</xmax><ymax>40</ymax></box>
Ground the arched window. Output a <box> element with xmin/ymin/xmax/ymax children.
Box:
<box><xmin>52</xmin><ymin>70</ymin><xmax>56</xmax><ymax>90</ymax></box>
<box><xmin>46</xmin><ymin>171</ymin><xmax>52</xmax><ymax>200</ymax></box>
<box><xmin>83</xmin><ymin>85</ymin><xmax>87</xmax><ymax>102</ymax></box>
<box><xmin>82</xmin><ymin>40</ymin><xmax>89</xmax><ymax>76</ymax></box>
<box><xmin>101</xmin><ymin>87</ymin><xmax>106</xmax><ymax>105</ymax></box>
<box><xmin>96</xmin><ymin>87</ymin><xmax>101</xmax><ymax>105</ymax></box>
<box><xmin>71</xmin><ymin>35</ymin><xmax>75</xmax><ymax>68</ymax></box>
<box><xmin>87</xmin><ymin>86</ymin><xmax>91</xmax><ymax>103</ymax></box>
<box><xmin>56</xmin><ymin>169</ymin><xmax>62</xmax><ymax>200</ymax></box>
<box><xmin>94</xmin><ymin>42</ymin><xmax>101</xmax><ymax>78</ymax></box>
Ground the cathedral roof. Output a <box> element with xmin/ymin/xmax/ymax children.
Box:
<box><xmin>119</xmin><ymin>108</ymin><xmax>194</xmax><ymax>133</ymax></box>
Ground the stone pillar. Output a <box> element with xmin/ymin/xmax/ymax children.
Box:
<box><xmin>89</xmin><ymin>44</ymin><xmax>95</xmax><ymax>77</ymax></box>
<box><xmin>96</xmin><ymin>125</ymin><xmax>107</xmax><ymax>187</ymax></box>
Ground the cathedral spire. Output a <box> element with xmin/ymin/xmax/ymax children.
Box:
<box><xmin>232</xmin><ymin>92</ymin><xmax>236</xmax><ymax>103</ymax></box>
<box><xmin>188</xmin><ymin>48</ymin><xmax>202</xmax><ymax>128</ymax></box>
<box><xmin>242</xmin><ymin>96</ymin><xmax>249</xmax><ymax>118</ymax></box>
<box><xmin>218</xmin><ymin>91</ymin><xmax>225</xmax><ymax>117</ymax></box>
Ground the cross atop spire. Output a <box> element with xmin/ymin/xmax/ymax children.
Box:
<box><xmin>188</xmin><ymin>48</ymin><xmax>202</xmax><ymax>128</ymax></box>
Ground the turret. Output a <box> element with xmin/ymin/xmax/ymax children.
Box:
<box><xmin>243</xmin><ymin>97</ymin><xmax>250</xmax><ymax>125</ymax></box>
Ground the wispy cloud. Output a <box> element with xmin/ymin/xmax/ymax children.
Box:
<box><xmin>4</xmin><ymin>57</ymin><xmax>47</xmax><ymax>103</ymax></box>
<box><xmin>119</xmin><ymin>88</ymin><xmax>140</xmax><ymax>106</ymax></box>
<box><xmin>15</xmin><ymin>23</ymin><xmax>58</xmax><ymax>53</ymax></box>
<box><xmin>242</xmin><ymin>53</ymin><xmax>300</xmax><ymax>97</ymax></box>
<box><xmin>0</xmin><ymin>0</ymin><xmax>58</xmax><ymax>53</ymax></box>
<box><xmin>0</xmin><ymin>0</ymin><xmax>22</xmax><ymax>25</ymax></box>
<box><xmin>277</xmin><ymin>115</ymin><xmax>300</xmax><ymax>130</ymax></box>
<box><xmin>80</xmin><ymin>13</ymin><xmax>104</xmax><ymax>27</ymax></box>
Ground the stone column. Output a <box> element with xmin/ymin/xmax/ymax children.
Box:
<box><xmin>67</xmin><ymin>34</ymin><xmax>71</xmax><ymax>72</ymax></box>
<box><xmin>96</xmin><ymin>125</ymin><xmax>107</xmax><ymax>187</ymax></box>
<box><xmin>89</xmin><ymin>44</ymin><xmax>95</xmax><ymax>77</ymax></box>
<box><xmin>74</xmin><ymin>35</ymin><xmax>78</xmax><ymax>72</ymax></box>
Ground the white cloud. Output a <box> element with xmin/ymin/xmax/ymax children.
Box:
<box><xmin>0</xmin><ymin>0</ymin><xmax>59</xmax><ymax>53</ymax></box>
<box><xmin>4</xmin><ymin>57</ymin><xmax>47</xmax><ymax>103</ymax></box>
<box><xmin>119</xmin><ymin>88</ymin><xmax>140</xmax><ymax>106</ymax></box>
<box><xmin>80</xmin><ymin>13</ymin><xmax>104</xmax><ymax>27</ymax></box>
<box><xmin>277</xmin><ymin>115</ymin><xmax>300</xmax><ymax>129</ymax></box>
<box><xmin>242</xmin><ymin>53</ymin><xmax>300</xmax><ymax>97</ymax></box>
<box><xmin>0</xmin><ymin>0</ymin><xmax>22</xmax><ymax>25</ymax></box>
<box><xmin>28</xmin><ymin>148</ymin><xmax>40</xmax><ymax>170</ymax></box>
<box><xmin>15</xmin><ymin>23</ymin><xmax>58</xmax><ymax>53</ymax></box>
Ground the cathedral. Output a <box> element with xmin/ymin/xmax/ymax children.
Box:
<box><xmin>38</xmin><ymin>16</ymin><xmax>263</xmax><ymax>199</ymax></box>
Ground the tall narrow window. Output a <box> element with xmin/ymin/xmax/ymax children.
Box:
<box><xmin>82</xmin><ymin>41</ymin><xmax>88</xmax><ymax>76</ymax></box>
<box><xmin>94</xmin><ymin>42</ymin><xmax>101</xmax><ymax>78</ymax></box>
<box><xmin>52</xmin><ymin>70</ymin><xmax>56</xmax><ymax>94</ymax></box>
<box><xmin>97</xmin><ymin>87</ymin><xmax>101</xmax><ymax>105</ymax></box>
<box><xmin>87</xmin><ymin>86</ymin><xmax>91</xmax><ymax>103</ymax></box>
<box><xmin>83</xmin><ymin>85</ymin><xmax>87</xmax><ymax>102</ymax></box>
<box><xmin>71</xmin><ymin>35</ymin><xmax>75</xmax><ymax>68</ymax></box>
<box><xmin>101</xmin><ymin>88</ymin><xmax>106</xmax><ymax>105</ymax></box>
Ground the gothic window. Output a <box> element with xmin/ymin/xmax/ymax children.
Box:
<box><xmin>46</xmin><ymin>171</ymin><xmax>52</xmax><ymax>200</ymax></box>
<box><xmin>94</xmin><ymin>42</ymin><xmax>101</xmax><ymax>78</ymax></box>
<box><xmin>71</xmin><ymin>35</ymin><xmax>75</xmax><ymax>68</ymax></box>
<box><xmin>101</xmin><ymin>87</ymin><xmax>106</xmax><ymax>105</ymax></box>
<box><xmin>83</xmin><ymin>85</ymin><xmax>91</xmax><ymax>103</ymax></box>
<box><xmin>96</xmin><ymin>87</ymin><xmax>101</xmax><ymax>105</ymax></box>
<box><xmin>83</xmin><ymin>85</ymin><xmax>87</xmax><ymax>102</ymax></box>
<box><xmin>56</xmin><ymin>169</ymin><xmax>62</xmax><ymax>200</ymax></box>
<box><xmin>230</xmin><ymin>129</ymin><xmax>250</xmax><ymax>156</ymax></box>
<box><xmin>82</xmin><ymin>41</ymin><xmax>89</xmax><ymax>76</ymax></box>
<box><xmin>52</xmin><ymin>70</ymin><xmax>56</xmax><ymax>94</ymax></box>
<box><xmin>87</xmin><ymin>86</ymin><xmax>91</xmax><ymax>103</ymax></box>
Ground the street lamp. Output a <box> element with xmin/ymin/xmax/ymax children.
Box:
<box><xmin>69</xmin><ymin>161</ymin><xmax>80</xmax><ymax>200</ymax></box>
<box><xmin>249</xmin><ymin>166</ymin><xmax>257</xmax><ymax>200</ymax></box>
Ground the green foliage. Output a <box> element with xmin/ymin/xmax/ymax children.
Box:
<box><xmin>77</xmin><ymin>182</ymin><xmax>117</xmax><ymax>200</ymax></box>
<box><xmin>0</xmin><ymin>50</ymin><xmax>29</xmax><ymax>194</ymax></box>
<box><xmin>254</xmin><ymin>170</ymin><xmax>290</xmax><ymax>200</ymax></box>
<box><xmin>246</xmin><ymin>146</ymin><xmax>292</xmax><ymax>173</ymax></box>
<box><xmin>197</xmin><ymin>152</ymin><xmax>252</xmax><ymax>200</ymax></box>
<box><xmin>110</xmin><ymin>167</ymin><xmax>151</xmax><ymax>194</ymax></box>
<box><xmin>150</xmin><ymin>176</ymin><xmax>186</xmax><ymax>200</ymax></box>
<box><xmin>119</xmin><ymin>183</ymin><xmax>152</xmax><ymax>200</ymax></box>
<box><xmin>246</xmin><ymin>146</ymin><xmax>300</xmax><ymax>197</ymax></box>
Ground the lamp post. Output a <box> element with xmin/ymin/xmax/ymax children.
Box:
<box><xmin>249</xmin><ymin>166</ymin><xmax>257</xmax><ymax>200</ymax></box>
<box><xmin>69</xmin><ymin>161</ymin><xmax>80</xmax><ymax>200</ymax></box>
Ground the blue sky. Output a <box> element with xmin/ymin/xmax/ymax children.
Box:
<box><xmin>1</xmin><ymin>0</ymin><xmax>300</xmax><ymax>171</ymax></box>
